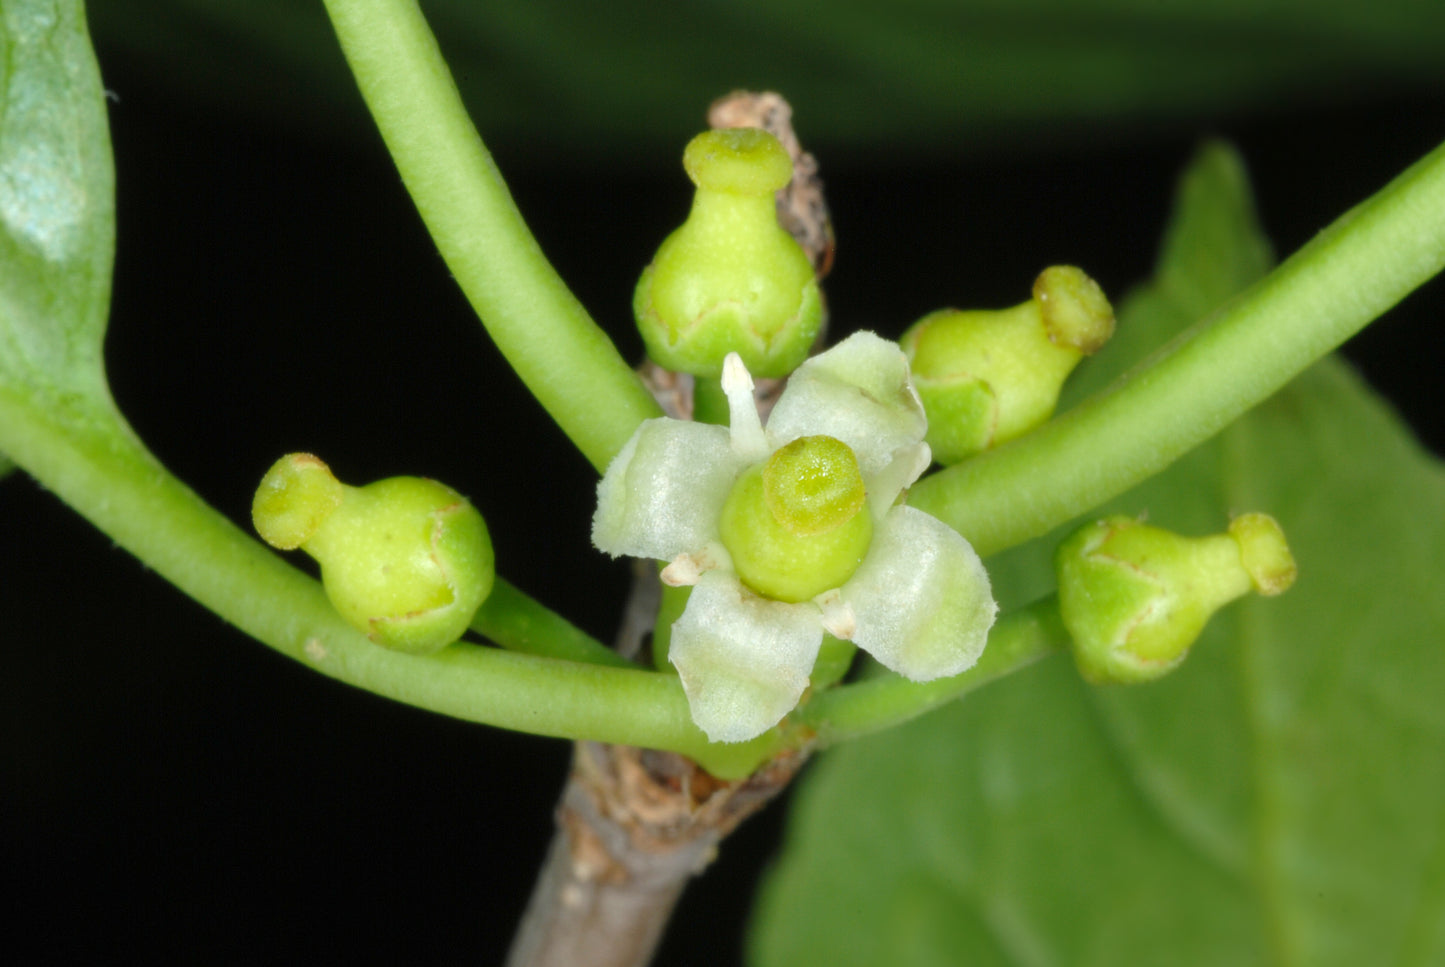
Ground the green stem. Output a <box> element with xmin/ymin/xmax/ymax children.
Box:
<box><xmin>650</xmin><ymin>579</ymin><xmax>690</xmax><ymax>671</ymax></box>
<box><xmin>691</xmin><ymin>375</ymin><xmax>729</xmax><ymax>425</ymax></box>
<box><xmin>910</xmin><ymin>137</ymin><xmax>1445</xmax><ymax>557</ymax></box>
<box><xmin>794</xmin><ymin>595</ymin><xmax>1067</xmax><ymax>744</ymax></box>
<box><xmin>320</xmin><ymin>0</ymin><xmax>660</xmax><ymax>473</ymax></box>
<box><xmin>471</xmin><ymin>577</ymin><xmax>636</xmax><ymax>668</ymax></box>
<box><xmin>0</xmin><ymin>395</ymin><xmax>770</xmax><ymax>778</ymax></box>
<box><xmin>807</xmin><ymin>637</ymin><xmax>858</xmax><ymax>692</ymax></box>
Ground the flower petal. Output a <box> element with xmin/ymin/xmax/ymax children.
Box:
<box><xmin>865</xmin><ymin>440</ymin><xmax>932</xmax><ymax>520</ymax></box>
<box><xmin>592</xmin><ymin>418</ymin><xmax>741</xmax><ymax>561</ymax></box>
<box><xmin>766</xmin><ymin>331</ymin><xmax>927</xmax><ymax>476</ymax></box>
<box><xmin>841</xmin><ymin>506</ymin><xmax>996</xmax><ymax>680</ymax></box>
<box><xmin>669</xmin><ymin>571</ymin><xmax>824</xmax><ymax>743</ymax></box>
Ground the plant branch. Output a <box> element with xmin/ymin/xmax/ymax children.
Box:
<box><xmin>320</xmin><ymin>0</ymin><xmax>661</xmax><ymax>473</ymax></box>
<box><xmin>909</xmin><ymin>136</ymin><xmax>1445</xmax><ymax>557</ymax></box>
<box><xmin>506</xmin><ymin>742</ymin><xmax>807</xmax><ymax>967</ymax></box>
<box><xmin>794</xmin><ymin>595</ymin><xmax>1068</xmax><ymax>744</ymax></box>
<box><xmin>472</xmin><ymin>577</ymin><xmax>637</xmax><ymax>668</ymax></box>
<box><xmin>0</xmin><ymin>398</ymin><xmax>777</xmax><ymax>777</ymax></box>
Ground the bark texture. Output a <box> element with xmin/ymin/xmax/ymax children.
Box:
<box><xmin>505</xmin><ymin>741</ymin><xmax>807</xmax><ymax>967</ymax></box>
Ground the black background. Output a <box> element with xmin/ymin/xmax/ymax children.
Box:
<box><xmin>4</xmin><ymin>30</ymin><xmax>1442</xmax><ymax>967</ymax></box>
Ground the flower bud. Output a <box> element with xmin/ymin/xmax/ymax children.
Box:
<box><xmin>253</xmin><ymin>454</ymin><xmax>494</xmax><ymax>654</ymax></box>
<box><xmin>634</xmin><ymin>128</ymin><xmax>823</xmax><ymax>378</ymax></box>
<box><xmin>901</xmin><ymin>265</ymin><xmax>1114</xmax><ymax>464</ymax></box>
<box><xmin>1056</xmin><ymin>512</ymin><xmax>1295</xmax><ymax>684</ymax></box>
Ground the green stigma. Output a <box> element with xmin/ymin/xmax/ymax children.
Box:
<box><xmin>683</xmin><ymin>128</ymin><xmax>794</xmax><ymax>194</ymax></box>
<box><xmin>763</xmin><ymin>436</ymin><xmax>867</xmax><ymax>536</ymax></box>
<box><xmin>718</xmin><ymin>436</ymin><xmax>872</xmax><ymax>603</ymax></box>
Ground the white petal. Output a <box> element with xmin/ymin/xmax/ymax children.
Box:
<box><xmin>669</xmin><ymin>571</ymin><xmax>824</xmax><ymax>743</ymax></box>
<box><xmin>592</xmin><ymin>419</ymin><xmax>742</xmax><ymax>560</ymax></box>
<box><xmin>842</xmin><ymin>506</ymin><xmax>997</xmax><ymax>681</ymax></box>
<box><xmin>865</xmin><ymin>441</ymin><xmax>932</xmax><ymax>520</ymax></box>
<box><xmin>766</xmin><ymin>331</ymin><xmax>927</xmax><ymax>476</ymax></box>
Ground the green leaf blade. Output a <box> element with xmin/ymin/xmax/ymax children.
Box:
<box><xmin>751</xmin><ymin>146</ymin><xmax>1445</xmax><ymax>965</ymax></box>
<box><xmin>0</xmin><ymin>0</ymin><xmax>114</xmax><ymax>405</ymax></box>
<box><xmin>87</xmin><ymin>0</ymin><xmax>1445</xmax><ymax>153</ymax></box>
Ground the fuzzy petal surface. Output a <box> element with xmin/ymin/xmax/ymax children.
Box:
<box><xmin>592</xmin><ymin>418</ymin><xmax>741</xmax><ymax>561</ymax></box>
<box><xmin>842</xmin><ymin>506</ymin><xmax>997</xmax><ymax>680</ymax></box>
<box><xmin>766</xmin><ymin>331</ymin><xmax>927</xmax><ymax>476</ymax></box>
<box><xmin>670</xmin><ymin>571</ymin><xmax>824</xmax><ymax>742</ymax></box>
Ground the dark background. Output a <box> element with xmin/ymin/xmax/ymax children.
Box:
<box><xmin>4</xmin><ymin>23</ymin><xmax>1442</xmax><ymax>967</ymax></box>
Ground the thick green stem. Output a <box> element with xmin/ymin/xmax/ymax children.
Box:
<box><xmin>651</xmin><ymin>579</ymin><xmax>691</xmax><ymax>672</ymax></box>
<box><xmin>691</xmin><ymin>375</ymin><xmax>730</xmax><ymax>426</ymax></box>
<box><xmin>320</xmin><ymin>0</ymin><xmax>660</xmax><ymax>473</ymax></box>
<box><xmin>910</xmin><ymin>137</ymin><xmax>1445</xmax><ymax>557</ymax></box>
<box><xmin>0</xmin><ymin>395</ymin><xmax>772</xmax><ymax>777</ymax></box>
<box><xmin>472</xmin><ymin>577</ymin><xmax>636</xmax><ymax>669</ymax></box>
<box><xmin>794</xmin><ymin>595</ymin><xmax>1067</xmax><ymax>744</ymax></box>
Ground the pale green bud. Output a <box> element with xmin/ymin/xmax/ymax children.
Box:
<box><xmin>253</xmin><ymin>454</ymin><xmax>494</xmax><ymax>655</ymax></box>
<box><xmin>1056</xmin><ymin>512</ymin><xmax>1295</xmax><ymax>684</ymax></box>
<box><xmin>901</xmin><ymin>265</ymin><xmax>1115</xmax><ymax>464</ymax></box>
<box><xmin>634</xmin><ymin>128</ymin><xmax>822</xmax><ymax>378</ymax></box>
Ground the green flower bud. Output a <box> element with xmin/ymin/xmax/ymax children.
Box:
<box><xmin>252</xmin><ymin>454</ymin><xmax>494</xmax><ymax>655</ymax></box>
<box><xmin>1056</xmin><ymin>512</ymin><xmax>1295</xmax><ymax>684</ymax></box>
<box><xmin>901</xmin><ymin>265</ymin><xmax>1115</xmax><ymax>464</ymax></box>
<box><xmin>634</xmin><ymin>128</ymin><xmax>822</xmax><ymax>378</ymax></box>
<box><xmin>717</xmin><ymin>436</ymin><xmax>872</xmax><ymax>603</ymax></box>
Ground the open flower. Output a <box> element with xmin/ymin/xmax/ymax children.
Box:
<box><xmin>594</xmin><ymin>332</ymin><xmax>997</xmax><ymax>742</ymax></box>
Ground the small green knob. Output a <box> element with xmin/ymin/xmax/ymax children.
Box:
<box><xmin>1056</xmin><ymin>512</ymin><xmax>1295</xmax><ymax>684</ymax></box>
<box><xmin>717</xmin><ymin>436</ymin><xmax>873</xmax><ymax>603</ymax></box>
<box><xmin>901</xmin><ymin>266</ymin><xmax>1114</xmax><ymax>465</ymax></box>
<box><xmin>253</xmin><ymin>454</ymin><xmax>495</xmax><ymax>655</ymax></box>
<box><xmin>634</xmin><ymin>128</ymin><xmax>822</xmax><ymax>378</ymax></box>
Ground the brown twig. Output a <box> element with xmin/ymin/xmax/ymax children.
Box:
<box><xmin>504</xmin><ymin>743</ymin><xmax>807</xmax><ymax>967</ymax></box>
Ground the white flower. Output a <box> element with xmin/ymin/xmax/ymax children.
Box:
<box><xmin>593</xmin><ymin>332</ymin><xmax>997</xmax><ymax>743</ymax></box>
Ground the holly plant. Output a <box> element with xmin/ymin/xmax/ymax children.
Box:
<box><xmin>4</xmin><ymin>1</ymin><xmax>1445</xmax><ymax>965</ymax></box>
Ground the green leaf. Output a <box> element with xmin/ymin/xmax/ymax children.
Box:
<box><xmin>89</xmin><ymin>0</ymin><xmax>1445</xmax><ymax>152</ymax></box>
<box><xmin>0</xmin><ymin>0</ymin><xmax>114</xmax><ymax>408</ymax></box>
<box><xmin>750</xmin><ymin>147</ymin><xmax>1445</xmax><ymax>965</ymax></box>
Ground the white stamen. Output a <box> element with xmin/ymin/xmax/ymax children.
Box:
<box><xmin>722</xmin><ymin>353</ymin><xmax>768</xmax><ymax>460</ymax></box>
<box><xmin>661</xmin><ymin>555</ymin><xmax>701</xmax><ymax>587</ymax></box>
<box><xmin>660</xmin><ymin>543</ymin><xmax>734</xmax><ymax>587</ymax></box>
<box><xmin>815</xmin><ymin>589</ymin><xmax>858</xmax><ymax>640</ymax></box>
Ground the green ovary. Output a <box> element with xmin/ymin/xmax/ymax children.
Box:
<box><xmin>718</xmin><ymin>436</ymin><xmax>872</xmax><ymax>603</ymax></box>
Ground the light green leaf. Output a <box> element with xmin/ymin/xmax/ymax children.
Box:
<box><xmin>89</xmin><ymin>0</ymin><xmax>1445</xmax><ymax>152</ymax></box>
<box><xmin>750</xmin><ymin>147</ymin><xmax>1445</xmax><ymax>965</ymax></box>
<box><xmin>0</xmin><ymin>0</ymin><xmax>114</xmax><ymax>407</ymax></box>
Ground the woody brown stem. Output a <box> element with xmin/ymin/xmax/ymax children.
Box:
<box><xmin>504</xmin><ymin>741</ymin><xmax>807</xmax><ymax>967</ymax></box>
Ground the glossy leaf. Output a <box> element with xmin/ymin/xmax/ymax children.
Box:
<box><xmin>750</xmin><ymin>145</ymin><xmax>1445</xmax><ymax>965</ymax></box>
<box><xmin>0</xmin><ymin>0</ymin><xmax>114</xmax><ymax>407</ymax></box>
<box><xmin>89</xmin><ymin>0</ymin><xmax>1445</xmax><ymax>151</ymax></box>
